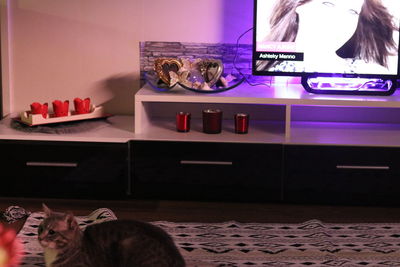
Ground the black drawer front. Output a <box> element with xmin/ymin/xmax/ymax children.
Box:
<box><xmin>0</xmin><ymin>141</ymin><xmax>128</xmax><ymax>198</ymax></box>
<box><xmin>283</xmin><ymin>145</ymin><xmax>400</xmax><ymax>205</ymax></box>
<box><xmin>131</xmin><ymin>141</ymin><xmax>283</xmax><ymax>202</ymax></box>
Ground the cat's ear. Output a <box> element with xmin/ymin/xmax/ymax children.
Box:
<box><xmin>65</xmin><ymin>212</ymin><xmax>78</xmax><ymax>230</ymax></box>
<box><xmin>42</xmin><ymin>203</ymin><xmax>52</xmax><ymax>217</ymax></box>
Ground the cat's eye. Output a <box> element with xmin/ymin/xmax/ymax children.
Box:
<box><xmin>48</xmin><ymin>229</ymin><xmax>55</xmax><ymax>235</ymax></box>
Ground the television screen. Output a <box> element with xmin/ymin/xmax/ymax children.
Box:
<box><xmin>253</xmin><ymin>0</ymin><xmax>400</xmax><ymax>80</ymax></box>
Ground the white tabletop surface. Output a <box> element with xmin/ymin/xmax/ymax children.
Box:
<box><xmin>0</xmin><ymin>115</ymin><xmax>135</xmax><ymax>143</ymax></box>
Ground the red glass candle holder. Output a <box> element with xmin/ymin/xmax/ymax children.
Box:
<box><xmin>234</xmin><ymin>113</ymin><xmax>249</xmax><ymax>134</ymax></box>
<box><xmin>52</xmin><ymin>100</ymin><xmax>69</xmax><ymax>117</ymax></box>
<box><xmin>176</xmin><ymin>112</ymin><xmax>191</xmax><ymax>132</ymax></box>
<box><xmin>203</xmin><ymin>109</ymin><xmax>222</xmax><ymax>134</ymax></box>
<box><xmin>74</xmin><ymin>97</ymin><xmax>91</xmax><ymax>114</ymax></box>
<box><xmin>30</xmin><ymin>102</ymin><xmax>48</xmax><ymax>118</ymax></box>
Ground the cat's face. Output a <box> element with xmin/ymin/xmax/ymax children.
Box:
<box><xmin>38</xmin><ymin>204</ymin><xmax>80</xmax><ymax>250</ymax></box>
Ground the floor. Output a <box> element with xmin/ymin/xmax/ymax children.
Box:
<box><xmin>2</xmin><ymin>197</ymin><xmax>400</xmax><ymax>233</ymax></box>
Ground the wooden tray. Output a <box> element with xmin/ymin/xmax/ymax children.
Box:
<box><xmin>16</xmin><ymin>105</ymin><xmax>111</xmax><ymax>126</ymax></box>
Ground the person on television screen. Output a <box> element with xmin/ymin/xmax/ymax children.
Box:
<box><xmin>256</xmin><ymin>0</ymin><xmax>399</xmax><ymax>74</ymax></box>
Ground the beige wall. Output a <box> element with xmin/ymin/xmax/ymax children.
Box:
<box><xmin>3</xmin><ymin>0</ymin><xmax>252</xmax><ymax>116</ymax></box>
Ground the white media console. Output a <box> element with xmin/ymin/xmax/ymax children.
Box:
<box><xmin>135</xmin><ymin>81</ymin><xmax>400</xmax><ymax>147</ymax></box>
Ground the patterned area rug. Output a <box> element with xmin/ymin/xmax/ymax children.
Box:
<box><xmin>155</xmin><ymin>220</ymin><xmax>400</xmax><ymax>267</ymax></box>
<box><xmin>17</xmin><ymin>214</ymin><xmax>400</xmax><ymax>267</ymax></box>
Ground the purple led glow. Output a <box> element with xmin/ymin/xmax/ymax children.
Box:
<box><xmin>306</xmin><ymin>77</ymin><xmax>393</xmax><ymax>92</ymax></box>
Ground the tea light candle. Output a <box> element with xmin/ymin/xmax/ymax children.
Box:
<box><xmin>176</xmin><ymin>112</ymin><xmax>191</xmax><ymax>132</ymax></box>
<box><xmin>234</xmin><ymin>113</ymin><xmax>249</xmax><ymax>134</ymax></box>
<box><xmin>202</xmin><ymin>109</ymin><xmax>223</xmax><ymax>134</ymax></box>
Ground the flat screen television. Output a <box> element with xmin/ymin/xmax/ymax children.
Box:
<box><xmin>252</xmin><ymin>0</ymin><xmax>400</xmax><ymax>95</ymax></box>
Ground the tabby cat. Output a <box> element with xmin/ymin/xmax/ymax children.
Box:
<box><xmin>37</xmin><ymin>204</ymin><xmax>186</xmax><ymax>267</ymax></box>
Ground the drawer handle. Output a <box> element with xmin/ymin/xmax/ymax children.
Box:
<box><xmin>180</xmin><ymin>160</ymin><xmax>233</xmax><ymax>166</ymax></box>
<box><xmin>26</xmin><ymin>162</ymin><xmax>78</xmax><ymax>167</ymax></box>
<box><xmin>336</xmin><ymin>165</ymin><xmax>389</xmax><ymax>170</ymax></box>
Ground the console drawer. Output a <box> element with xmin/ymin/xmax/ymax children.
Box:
<box><xmin>131</xmin><ymin>141</ymin><xmax>283</xmax><ymax>201</ymax></box>
<box><xmin>283</xmin><ymin>145</ymin><xmax>400</xmax><ymax>205</ymax></box>
<box><xmin>0</xmin><ymin>140</ymin><xmax>128</xmax><ymax>198</ymax></box>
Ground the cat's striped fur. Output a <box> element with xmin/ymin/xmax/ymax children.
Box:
<box><xmin>38</xmin><ymin>204</ymin><xmax>185</xmax><ymax>267</ymax></box>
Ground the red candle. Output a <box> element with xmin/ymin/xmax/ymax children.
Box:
<box><xmin>52</xmin><ymin>100</ymin><xmax>69</xmax><ymax>117</ymax></box>
<box><xmin>74</xmin><ymin>97</ymin><xmax>91</xmax><ymax>114</ymax></box>
<box><xmin>203</xmin><ymin>109</ymin><xmax>222</xmax><ymax>134</ymax></box>
<box><xmin>234</xmin><ymin>113</ymin><xmax>249</xmax><ymax>134</ymax></box>
<box><xmin>30</xmin><ymin>102</ymin><xmax>48</xmax><ymax>118</ymax></box>
<box><xmin>176</xmin><ymin>112</ymin><xmax>191</xmax><ymax>132</ymax></box>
